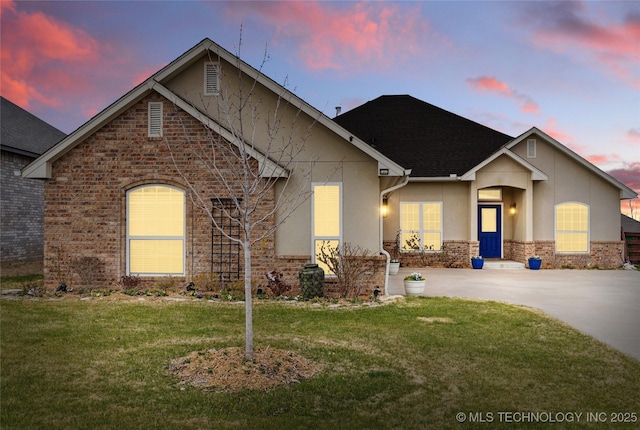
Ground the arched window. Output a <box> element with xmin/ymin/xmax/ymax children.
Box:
<box><xmin>555</xmin><ymin>202</ymin><xmax>589</xmax><ymax>253</ymax></box>
<box><xmin>127</xmin><ymin>185</ymin><xmax>185</xmax><ymax>275</ymax></box>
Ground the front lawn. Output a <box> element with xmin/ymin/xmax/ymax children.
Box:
<box><xmin>1</xmin><ymin>296</ymin><xmax>639</xmax><ymax>429</ymax></box>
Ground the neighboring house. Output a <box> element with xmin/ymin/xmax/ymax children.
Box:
<box><xmin>334</xmin><ymin>95</ymin><xmax>637</xmax><ymax>269</ymax></box>
<box><xmin>621</xmin><ymin>214</ymin><xmax>640</xmax><ymax>264</ymax></box>
<box><xmin>23</xmin><ymin>39</ymin><xmax>636</xmax><ymax>294</ymax></box>
<box><xmin>1</xmin><ymin>97</ymin><xmax>66</xmax><ymax>262</ymax></box>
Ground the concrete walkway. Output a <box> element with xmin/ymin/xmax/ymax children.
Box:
<box><xmin>388</xmin><ymin>267</ymin><xmax>640</xmax><ymax>361</ymax></box>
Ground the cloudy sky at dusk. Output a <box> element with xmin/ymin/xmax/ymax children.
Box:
<box><xmin>1</xmin><ymin>0</ymin><xmax>638</xmax><ymax>213</ymax></box>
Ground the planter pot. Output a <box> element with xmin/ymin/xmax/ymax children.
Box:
<box><xmin>471</xmin><ymin>258</ymin><xmax>484</xmax><ymax>269</ymax></box>
<box><xmin>389</xmin><ymin>261</ymin><xmax>400</xmax><ymax>275</ymax></box>
<box><xmin>528</xmin><ymin>259</ymin><xmax>542</xmax><ymax>270</ymax></box>
<box><xmin>404</xmin><ymin>280</ymin><xmax>425</xmax><ymax>296</ymax></box>
<box><xmin>299</xmin><ymin>264</ymin><xmax>325</xmax><ymax>298</ymax></box>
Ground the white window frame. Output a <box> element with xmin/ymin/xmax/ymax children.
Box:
<box><xmin>554</xmin><ymin>202</ymin><xmax>590</xmax><ymax>253</ymax></box>
<box><xmin>126</xmin><ymin>184</ymin><xmax>186</xmax><ymax>276</ymax></box>
<box><xmin>311</xmin><ymin>183</ymin><xmax>342</xmax><ymax>272</ymax></box>
<box><xmin>204</xmin><ymin>62</ymin><xmax>220</xmax><ymax>96</ymax></box>
<box><xmin>527</xmin><ymin>139</ymin><xmax>536</xmax><ymax>158</ymax></box>
<box><xmin>148</xmin><ymin>102</ymin><xmax>162</xmax><ymax>137</ymax></box>
<box><xmin>400</xmin><ymin>201</ymin><xmax>443</xmax><ymax>252</ymax></box>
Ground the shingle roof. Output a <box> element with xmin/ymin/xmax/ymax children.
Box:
<box><xmin>333</xmin><ymin>95</ymin><xmax>514</xmax><ymax>177</ymax></box>
<box><xmin>622</xmin><ymin>214</ymin><xmax>640</xmax><ymax>233</ymax></box>
<box><xmin>1</xmin><ymin>97</ymin><xmax>66</xmax><ymax>158</ymax></box>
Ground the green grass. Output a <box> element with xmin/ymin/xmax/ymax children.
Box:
<box><xmin>0</xmin><ymin>274</ymin><xmax>43</xmax><ymax>290</ymax></box>
<box><xmin>1</xmin><ymin>296</ymin><xmax>639</xmax><ymax>429</ymax></box>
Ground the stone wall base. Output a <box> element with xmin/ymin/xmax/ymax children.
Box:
<box><xmin>384</xmin><ymin>239</ymin><xmax>624</xmax><ymax>269</ymax></box>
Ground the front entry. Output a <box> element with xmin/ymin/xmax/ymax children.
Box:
<box><xmin>478</xmin><ymin>205</ymin><xmax>502</xmax><ymax>258</ymax></box>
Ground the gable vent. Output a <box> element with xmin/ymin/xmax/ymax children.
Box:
<box><xmin>204</xmin><ymin>62</ymin><xmax>220</xmax><ymax>95</ymax></box>
<box><xmin>527</xmin><ymin>139</ymin><xmax>536</xmax><ymax>158</ymax></box>
<box><xmin>148</xmin><ymin>102</ymin><xmax>163</xmax><ymax>137</ymax></box>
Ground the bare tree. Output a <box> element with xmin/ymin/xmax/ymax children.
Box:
<box><xmin>164</xmin><ymin>37</ymin><xmax>319</xmax><ymax>359</ymax></box>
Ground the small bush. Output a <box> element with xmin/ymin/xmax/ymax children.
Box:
<box><xmin>117</xmin><ymin>275</ymin><xmax>142</xmax><ymax>290</ymax></box>
<box><xmin>70</xmin><ymin>256</ymin><xmax>104</xmax><ymax>290</ymax></box>
<box><xmin>21</xmin><ymin>279</ymin><xmax>46</xmax><ymax>297</ymax></box>
<box><xmin>316</xmin><ymin>241</ymin><xmax>376</xmax><ymax>298</ymax></box>
<box><xmin>192</xmin><ymin>272</ymin><xmax>220</xmax><ymax>292</ymax></box>
<box><xmin>260</xmin><ymin>270</ymin><xmax>292</xmax><ymax>297</ymax></box>
<box><xmin>156</xmin><ymin>275</ymin><xmax>185</xmax><ymax>292</ymax></box>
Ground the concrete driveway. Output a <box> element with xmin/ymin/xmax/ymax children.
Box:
<box><xmin>388</xmin><ymin>268</ymin><xmax>640</xmax><ymax>361</ymax></box>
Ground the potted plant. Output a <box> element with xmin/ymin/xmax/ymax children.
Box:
<box><xmin>404</xmin><ymin>272</ymin><xmax>425</xmax><ymax>295</ymax></box>
<box><xmin>528</xmin><ymin>255</ymin><xmax>542</xmax><ymax>270</ymax></box>
<box><xmin>389</xmin><ymin>230</ymin><xmax>401</xmax><ymax>275</ymax></box>
<box><xmin>471</xmin><ymin>255</ymin><xmax>484</xmax><ymax>269</ymax></box>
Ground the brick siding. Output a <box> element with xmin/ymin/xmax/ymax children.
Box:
<box><xmin>43</xmin><ymin>94</ymin><xmax>278</xmax><ymax>290</ymax></box>
<box><xmin>1</xmin><ymin>151</ymin><xmax>45</xmax><ymax>261</ymax></box>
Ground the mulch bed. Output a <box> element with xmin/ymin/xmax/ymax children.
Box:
<box><xmin>170</xmin><ymin>346</ymin><xmax>324</xmax><ymax>392</ymax></box>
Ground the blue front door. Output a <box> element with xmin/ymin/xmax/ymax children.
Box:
<box><xmin>478</xmin><ymin>205</ymin><xmax>501</xmax><ymax>258</ymax></box>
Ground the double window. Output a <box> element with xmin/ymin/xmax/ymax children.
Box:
<box><xmin>400</xmin><ymin>202</ymin><xmax>443</xmax><ymax>251</ymax></box>
<box><xmin>312</xmin><ymin>183</ymin><xmax>342</xmax><ymax>274</ymax></box>
<box><xmin>555</xmin><ymin>202</ymin><xmax>589</xmax><ymax>253</ymax></box>
<box><xmin>127</xmin><ymin>185</ymin><xmax>185</xmax><ymax>275</ymax></box>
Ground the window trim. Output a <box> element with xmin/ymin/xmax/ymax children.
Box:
<box><xmin>400</xmin><ymin>201</ymin><xmax>443</xmax><ymax>252</ymax></box>
<box><xmin>126</xmin><ymin>184</ymin><xmax>186</xmax><ymax>276</ymax></box>
<box><xmin>148</xmin><ymin>101</ymin><xmax>163</xmax><ymax>137</ymax></box>
<box><xmin>554</xmin><ymin>201</ymin><xmax>590</xmax><ymax>254</ymax></box>
<box><xmin>311</xmin><ymin>183</ymin><xmax>343</xmax><ymax>272</ymax></box>
<box><xmin>204</xmin><ymin>62</ymin><xmax>220</xmax><ymax>96</ymax></box>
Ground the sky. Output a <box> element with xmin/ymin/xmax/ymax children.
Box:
<box><xmin>1</xmin><ymin>0</ymin><xmax>639</xmax><ymax>215</ymax></box>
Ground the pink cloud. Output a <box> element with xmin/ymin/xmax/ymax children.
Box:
<box><xmin>607</xmin><ymin>162</ymin><xmax>640</xmax><ymax>217</ymax></box>
<box><xmin>0</xmin><ymin>4</ymin><xmax>100</xmax><ymax>108</ymax></box>
<box><xmin>587</xmin><ymin>154</ymin><xmax>613</xmax><ymax>165</ymax></box>
<box><xmin>0</xmin><ymin>3</ymin><xmax>154</xmax><ymax>132</ymax></box>
<box><xmin>228</xmin><ymin>1</ymin><xmax>430</xmax><ymax>73</ymax></box>
<box><xmin>627</xmin><ymin>128</ymin><xmax>640</xmax><ymax>142</ymax></box>
<box><xmin>542</xmin><ymin>118</ymin><xmax>574</xmax><ymax>145</ymax></box>
<box><xmin>467</xmin><ymin>76</ymin><xmax>540</xmax><ymax>114</ymax></box>
<box><xmin>528</xmin><ymin>3</ymin><xmax>639</xmax><ymax>88</ymax></box>
<box><xmin>609</xmin><ymin>162</ymin><xmax>640</xmax><ymax>190</ymax></box>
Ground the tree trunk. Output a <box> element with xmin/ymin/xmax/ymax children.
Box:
<box><xmin>244</xmin><ymin>238</ymin><xmax>253</xmax><ymax>360</ymax></box>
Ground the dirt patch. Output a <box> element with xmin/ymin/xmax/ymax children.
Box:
<box><xmin>417</xmin><ymin>316</ymin><xmax>454</xmax><ymax>323</ymax></box>
<box><xmin>170</xmin><ymin>346</ymin><xmax>323</xmax><ymax>392</ymax></box>
<box><xmin>0</xmin><ymin>258</ymin><xmax>43</xmax><ymax>277</ymax></box>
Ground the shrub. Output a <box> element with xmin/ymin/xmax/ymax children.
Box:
<box><xmin>192</xmin><ymin>272</ymin><xmax>220</xmax><ymax>292</ymax></box>
<box><xmin>316</xmin><ymin>241</ymin><xmax>376</xmax><ymax>298</ymax></box>
<box><xmin>70</xmin><ymin>256</ymin><xmax>104</xmax><ymax>291</ymax></box>
<box><xmin>261</xmin><ymin>270</ymin><xmax>292</xmax><ymax>297</ymax></box>
<box><xmin>117</xmin><ymin>275</ymin><xmax>142</xmax><ymax>290</ymax></box>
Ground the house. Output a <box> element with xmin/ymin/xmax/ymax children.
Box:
<box><xmin>334</xmin><ymin>95</ymin><xmax>637</xmax><ymax>269</ymax></box>
<box><xmin>1</xmin><ymin>97</ymin><xmax>66</xmax><ymax>263</ymax></box>
<box><xmin>22</xmin><ymin>38</ymin><xmax>405</xmax><ymax>294</ymax></box>
<box><xmin>23</xmin><ymin>38</ymin><xmax>636</xmax><ymax>295</ymax></box>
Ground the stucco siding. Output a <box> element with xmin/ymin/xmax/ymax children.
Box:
<box><xmin>512</xmin><ymin>134</ymin><xmax>622</xmax><ymax>242</ymax></box>
<box><xmin>383</xmin><ymin>181</ymin><xmax>469</xmax><ymax>241</ymax></box>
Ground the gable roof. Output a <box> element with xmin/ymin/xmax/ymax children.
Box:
<box><xmin>460</xmin><ymin>147</ymin><xmax>548</xmax><ymax>182</ymax></box>
<box><xmin>23</xmin><ymin>38</ymin><xmax>407</xmax><ymax>179</ymax></box>
<box><xmin>506</xmin><ymin>127</ymin><xmax>637</xmax><ymax>200</ymax></box>
<box><xmin>1</xmin><ymin>96</ymin><xmax>66</xmax><ymax>158</ymax></box>
<box><xmin>333</xmin><ymin>95</ymin><xmax>514</xmax><ymax>177</ymax></box>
